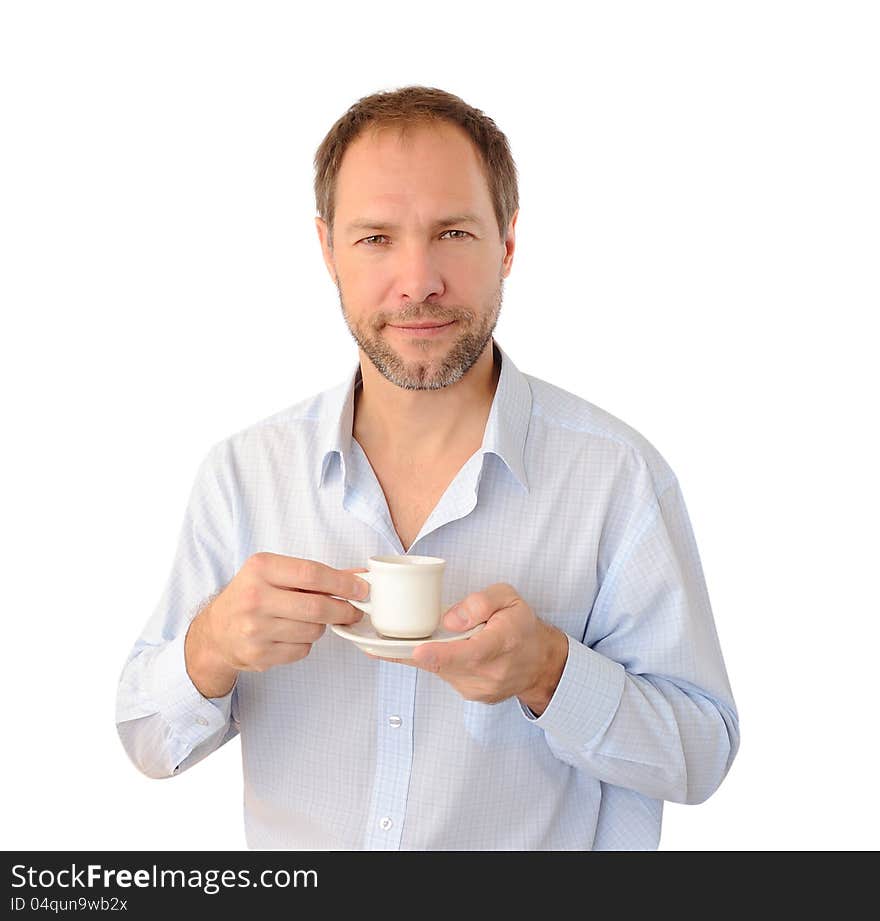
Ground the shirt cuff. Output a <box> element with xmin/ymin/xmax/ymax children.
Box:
<box><xmin>146</xmin><ymin>628</ymin><xmax>235</xmax><ymax>750</ymax></box>
<box><xmin>519</xmin><ymin>634</ymin><xmax>626</xmax><ymax>748</ymax></box>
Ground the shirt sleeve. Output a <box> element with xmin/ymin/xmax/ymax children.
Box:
<box><xmin>520</xmin><ymin>478</ymin><xmax>740</xmax><ymax>805</ymax></box>
<box><xmin>115</xmin><ymin>440</ymin><xmax>240</xmax><ymax>779</ymax></box>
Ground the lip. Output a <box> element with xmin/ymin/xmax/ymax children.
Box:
<box><xmin>386</xmin><ymin>320</ymin><xmax>456</xmax><ymax>337</ymax></box>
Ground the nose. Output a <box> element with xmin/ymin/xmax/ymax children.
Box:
<box><xmin>394</xmin><ymin>241</ymin><xmax>445</xmax><ymax>304</ymax></box>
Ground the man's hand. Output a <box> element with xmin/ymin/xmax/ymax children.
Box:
<box><xmin>185</xmin><ymin>553</ymin><xmax>370</xmax><ymax>698</ymax></box>
<box><xmin>370</xmin><ymin>583</ymin><xmax>569</xmax><ymax>716</ymax></box>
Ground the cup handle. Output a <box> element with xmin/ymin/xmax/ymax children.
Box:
<box><xmin>347</xmin><ymin>571</ymin><xmax>373</xmax><ymax>615</ymax></box>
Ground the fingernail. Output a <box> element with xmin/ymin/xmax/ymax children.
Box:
<box><xmin>354</xmin><ymin>578</ymin><xmax>370</xmax><ymax>600</ymax></box>
<box><xmin>446</xmin><ymin>604</ymin><xmax>468</xmax><ymax>627</ymax></box>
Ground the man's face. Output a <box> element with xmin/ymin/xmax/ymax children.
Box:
<box><xmin>316</xmin><ymin>120</ymin><xmax>517</xmax><ymax>390</ymax></box>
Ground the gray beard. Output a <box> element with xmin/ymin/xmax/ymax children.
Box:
<box><xmin>338</xmin><ymin>280</ymin><xmax>503</xmax><ymax>391</ymax></box>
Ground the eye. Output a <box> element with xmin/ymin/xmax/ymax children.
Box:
<box><xmin>357</xmin><ymin>230</ymin><xmax>473</xmax><ymax>246</ymax></box>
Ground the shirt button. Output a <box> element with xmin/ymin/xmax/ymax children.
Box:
<box><xmin>196</xmin><ymin>716</ymin><xmax>209</xmax><ymax>726</ymax></box>
<box><xmin>379</xmin><ymin>817</ymin><xmax>393</xmax><ymax>831</ymax></box>
<box><xmin>388</xmin><ymin>715</ymin><xmax>402</xmax><ymax>728</ymax></box>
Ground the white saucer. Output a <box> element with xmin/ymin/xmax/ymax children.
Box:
<box><xmin>331</xmin><ymin>616</ymin><xmax>484</xmax><ymax>657</ymax></box>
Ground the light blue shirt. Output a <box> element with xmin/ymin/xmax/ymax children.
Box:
<box><xmin>116</xmin><ymin>340</ymin><xmax>739</xmax><ymax>850</ymax></box>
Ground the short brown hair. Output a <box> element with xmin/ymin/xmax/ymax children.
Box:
<box><xmin>314</xmin><ymin>85</ymin><xmax>518</xmax><ymax>248</ymax></box>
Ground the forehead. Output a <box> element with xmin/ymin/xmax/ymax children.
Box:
<box><xmin>334</xmin><ymin>120</ymin><xmax>493</xmax><ymax>220</ymax></box>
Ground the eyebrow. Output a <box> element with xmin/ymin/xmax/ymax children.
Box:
<box><xmin>345</xmin><ymin>214</ymin><xmax>484</xmax><ymax>233</ymax></box>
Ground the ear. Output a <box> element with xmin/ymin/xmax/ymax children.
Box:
<box><xmin>315</xmin><ymin>217</ymin><xmax>338</xmax><ymax>284</ymax></box>
<box><xmin>501</xmin><ymin>209</ymin><xmax>518</xmax><ymax>278</ymax></box>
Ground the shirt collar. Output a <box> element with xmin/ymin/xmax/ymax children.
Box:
<box><xmin>316</xmin><ymin>338</ymin><xmax>531</xmax><ymax>493</ymax></box>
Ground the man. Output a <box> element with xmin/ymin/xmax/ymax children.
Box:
<box><xmin>116</xmin><ymin>85</ymin><xmax>739</xmax><ymax>850</ymax></box>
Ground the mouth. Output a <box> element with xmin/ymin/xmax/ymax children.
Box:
<box><xmin>386</xmin><ymin>320</ymin><xmax>456</xmax><ymax>338</ymax></box>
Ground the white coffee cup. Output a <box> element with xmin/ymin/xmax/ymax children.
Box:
<box><xmin>348</xmin><ymin>554</ymin><xmax>446</xmax><ymax>638</ymax></box>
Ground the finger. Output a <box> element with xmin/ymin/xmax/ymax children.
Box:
<box><xmin>411</xmin><ymin>632</ymin><xmax>497</xmax><ymax>672</ymax></box>
<box><xmin>262</xmin><ymin>617</ymin><xmax>327</xmax><ymax>644</ymax></box>
<box><xmin>298</xmin><ymin>567</ymin><xmax>369</xmax><ymax>594</ymax></box>
<box><xmin>364</xmin><ymin>652</ymin><xmax>416</xmax><ymax>664</ymax></box>
<box><xmin>266</xmin><ymin>584</ymin><xmax>364</xmax><ymax>625</ymax></box>
<box><xmin>246</xmin><ymin>640</ymin><xmax>315</xmax><ymax>671</ymax></box>
<box><xmin>250</xmin><ymin>553</ymin><xmax>370</xmax><ymax>600</ymax></box>
<box><xmin>442</xmin><ymin>583</ymin><xmax>520</xmax><ymax>631</ymax></box>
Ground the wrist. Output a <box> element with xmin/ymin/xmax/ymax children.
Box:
<box><xmin>184</xmin><ymin>608</ymin><xmax>238</xmax><ymax>699</ymax></box>
<box><xmin>519</xmin><ymin>624</ymin><xmax>568</xmax><ymax>716</ymax></box>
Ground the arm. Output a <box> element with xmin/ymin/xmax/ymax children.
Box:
<box><xmin>521</xmin><ymin>479</ymin><xmax>740</xmax><ymax>805</ymax></box>
<box><xmin>115</xmin><ymin>442</ymin><xmax>240</xmax><ymax>779</ymax></box>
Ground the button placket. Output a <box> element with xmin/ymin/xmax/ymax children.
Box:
<box><xmin>363</xmin><ymin>663</ymin><xmax>417</xmax><ymax>849</ymax></box>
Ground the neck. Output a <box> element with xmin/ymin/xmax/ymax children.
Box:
<box><xmin>353</xmin><ymin>340</ymin><xmax>501</xmax><ymax>461</ymax></box>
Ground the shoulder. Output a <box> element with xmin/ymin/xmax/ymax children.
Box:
<box><xmin>201</xmin><ymin>378</ymin><xmax>345</xmax><ymax>468</ymax></box>
<box><xmin>524</xmin><ymin>372</ymin><xmax>678</xmax><ymax>498</ymax></box>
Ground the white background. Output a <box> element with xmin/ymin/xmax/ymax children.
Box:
<box><xmin>2</xmin><ymin>1</ymin><xmax>877</xmax><ymax>851</ymax></box>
